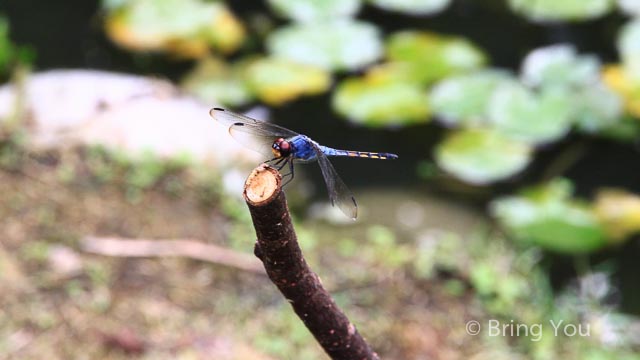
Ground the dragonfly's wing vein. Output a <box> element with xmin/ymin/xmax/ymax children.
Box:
<box><xmin>311</xmin><ymin>144</ymin><xmax>358</xmax><ymax>220</ymax></box>
<box><xmin>210</xmin><ymin>108</ymin><xmax>298</xmax><ymax>138</ymax></box>
<box><xmin>227</xmin><ymin>127</ymin><xmax>277</xmax><ymax>157</ymax></box>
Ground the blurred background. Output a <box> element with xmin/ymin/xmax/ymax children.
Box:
<box><xmin>1</xmin><ymin>0</ymin><xmax>640</xmax><ymax>359</ymax></box>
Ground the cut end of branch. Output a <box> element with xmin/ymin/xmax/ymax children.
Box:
<box><xmin>244</xmin><ymin>164</ymin><xmax>281</xmax><ymax>206</ymax></box>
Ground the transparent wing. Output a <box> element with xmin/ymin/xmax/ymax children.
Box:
<box><xmin>311</xmin><ymin>144</ymin><xmax>358</xmax><ymax>220</ymax></box>
<box><xmin>210</xmin><ymin>107</ymin><xmax>298</xmax><ymax>138</ymax></box>
<box><xmin>227</xmin><ymin>126</ymin><xmax>278</xmax><ymax>157</ymax></box>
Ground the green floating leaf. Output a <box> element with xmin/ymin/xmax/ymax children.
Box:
<box><xmin>333</xmin><ymin>75</ymin><xmax>430</xmax><ymax>127</ymax></box>
<box><xmin>491</xmin><ymin>179</ymin><xmax>608</xmax><ymax>254</ymax></box>
<box><xmin>267</xmin><ymin>20</ymin><xmax>382</xmax><ymax>71</ymax></box>
<box><xmin>487</xmin><ymin>82</ymin><xmax>573</xmax><ymax>144</ymax></box>
<box><xmin>105</xmin><ymin>0</ymin><xmax>245</xmax><ymax>58</ymax></box>
<box><xmin>429</xmin><ymin>70</ymin><xmax>515</xmax><ymax>127</ymax></box>
<box><xmin>181</xmin><ymin>57</ymin><xmax>254</xmax><ymax>107</ymax></box>
<box><xmin>618</xmin><ymin>0</ymin><xmax>640</xmax><ymax>17</ymax></box>
<box><xmin>599</xmin><ymin>115</ymin><xmax>640</xmax><ymax>141</ymax></box>
<box><xmin>267</xmin><ymin>0</ymin><xmax>361</xmax><ymax>22</ymax></box>
<box><xmin>508</xmin><ymin>0</ymin><xmax>614</xmax><ymax>21</ymax></box>
<box><xmin>618</xmin><ymin>19</ymin><xmax>640</xmax><ymax>82</ymax></box>
<box><xmin>603</xmin><ymin>64</ymin><xmax>640</xmax><ymax>118</ymax></box>
<box><xmin>573</xmin><ymin>83</ymin><xmax>623</xmax><ymax>133</ymax></box>
<box><xmin>435</xmin><ymin>129</ymin><xmax>532</xmax><ymax>185</ymax></box>
<box><xmin>521</xmin><ymin>45</ymin><xmax>600</xmax><ymax>88</ymax></box>
<box><xmin>594</xmin><ymin>189</ymin><xmax>640</xmax><ymax>241</ymax></box>
<box><xmin>245</xmin><ymin>57</ymin><xmax>330</xmax><ymax>106</ymax></box>
<box><xmin>386</xmin><ymin>31</ymin><xmax>487</xmax><ymax>84</ymax></box>
<box><xmin>368</xmin><ymin>0</ymin><xmax>451</xmax><ymax>15</ymax></box>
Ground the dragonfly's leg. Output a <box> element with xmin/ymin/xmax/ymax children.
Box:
<box><xmin>281</xmin><ymin>159</ymin><xmax>295</xmax><ymax>187</ymax></box>
<box><xmin>276</xmin><ymin>158</ymin><xmax>289</xmax><ymax>171</ymax></box>
<box><xmin>267</xmin><ymin>157</ymin><xmax>285</xmax><ymax>166</ymax></box>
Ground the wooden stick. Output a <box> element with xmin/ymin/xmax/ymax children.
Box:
<box><xmin>244</xmin><ymin>164</ymin><xmax>379</xmax><ymax>360</ymax></box>
<box><xmin>80</xmin><ymin>236</ymin><xmax>265</xmax><ymax>274</ymax></box>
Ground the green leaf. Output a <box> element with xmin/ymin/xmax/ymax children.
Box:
<box><xmin>491</xmin><ymin>179</ymin><xmax>608</xmax><ymax>254</ymax></box>
<box><xmin>267</xmin><ymin>0</ymin><xmax>361</xmax><ymax>22</ymax></box>
<box><xmin>0</xmin><ymin>17</ymin><xmax>13</xmax><ymax>72</ymax></box>
<box><xmin>435</xmin><ymin>129</ymin><xmax>532</xmax><ymax>185</ymax></box>
<box><xmin>599</xmin><ymin>115</ymin><xmax>640</xmax><ymax>141</ymax></box>
<box><xmin>618</xmin><ymin>0</ymin><xmax>640</xmax><ymax>17</ymax></box>
<box><xmin>245</xmin><ymin>57</ymin><xmax>331</xmax><ymax>106</ymax></box>
<box><xmin>573</xmin><ymin>83</ymin><xmax>623</xmax><ymax>133</ymax></box>
<box><xmin>618</xmin><ymin>19</ymin><xmax>640</xmax><ymax>82</ymax></box>
<box><xmin>104</xmin><ymin>0</ymin><xmax>245</xmax><ymax>57</ymax></box>
<box><xmin>521</xmin><ymin>45</ymin><xmax>600</xmax><ymax>88</ymax></box>
<box><xmin>386</xmin><ymin>31</ymin><xmax>487</xmax><ymax>84</ymax></box>
<box><xmin>487</xmin><ymin>83</ymin><xmax>573</xmax><ymax>144</ymax></box>
<box><xmin>181</xmin><ymin>57</ymin><xmax>254</xmax><ymax>107</ymax></box>
<box><xmin>0</xmin><ymin>17</ymin><xmax>32</xmax><ymax>75</ymax></box>
<box><xmin>368</xmin><ymin>0</ymin><xmax>451</xmax><ymax>15</ymax></box>
<box><xmin>429</xmin><ymin>70</ymin><xmax>515</xmax><ymax>127</ymax></box>
<box><xmin>267</xmin><ymin>20</ymin><xmax>382</xmax><ymax>71</ymax></box>
<box><xmin>333</xmin><ymin>75</ymin><xmax>430</xmax><ymax>126</ymax></box>
<box><xmin>508</xmin><ymin>0</ymin><xmax>615</xmax><ymax>21</ymax></box>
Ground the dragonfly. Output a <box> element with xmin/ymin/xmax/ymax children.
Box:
<box><xmin>210</xmin><ymin>107</ymin><xmax>398</xmax><ymax>219</ymax></box>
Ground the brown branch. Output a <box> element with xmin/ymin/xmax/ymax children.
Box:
<box><xmin>80</xmin><ymin>236</ymin><xmax>265</xmax><ymax>275</ymax></box>
<box><xmin>244</xmin><ymin>164</ymin><xmax>379</xmax><ymax>360</ymax></box>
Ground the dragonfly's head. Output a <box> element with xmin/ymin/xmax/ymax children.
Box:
<box><xmin>272</xmin><ymin>138</ymin><xmax>291</xmax><ymax>158</ymax></box>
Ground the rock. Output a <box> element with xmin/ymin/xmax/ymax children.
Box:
<box><xmin>0</xmin><ymin>69</ymin><xmax>260</xmax><ymax>168</ymax></box>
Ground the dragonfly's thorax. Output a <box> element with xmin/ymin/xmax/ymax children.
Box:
<box><xmin>271</xmin><ymin>138</ymin><xmax>292</xmax><ymax>158</ymax></box>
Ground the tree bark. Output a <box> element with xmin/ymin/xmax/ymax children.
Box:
<box><xmin>243</xmin><ymin>164</ymin><xmax>379</xmax><ymax>360</ymax></box>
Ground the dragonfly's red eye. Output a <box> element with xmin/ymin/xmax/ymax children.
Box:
<box><xmin>279</xmin><ymin>140</ymin><xmax>291</xmax><ymax>156</ymax></box>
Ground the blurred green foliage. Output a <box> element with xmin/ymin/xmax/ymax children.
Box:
<box><xmin>104</xmin><ymin>0</ymin><xmax>245</xmax><ymax>58</ymax></box>
<box><xmin>491</xmin><ymin>179</ymin><xmax>608</xmax><ymax>253</ymax></box>
<box><xmin>508</xmin><ymin>0</ymin><xmax>615</xmax><ymax>22</ymax></box>
<box><xmin>0</xmin><ymin>2</ymin><xmax>628</xmax><ymax>356</ymax></box>
<box><xmin>0</xmin><ymin>16</ymin><xmax>33</xmax><ymax>78</ymax></box>
<box><xmin>96</xmin><ymin>0</ymin><xmax>640</xmax><ymax>254</ymax></box>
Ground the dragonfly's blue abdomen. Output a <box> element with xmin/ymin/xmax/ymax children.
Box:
<box><xmin>288</xmin><ymin>134</ymin><xmax>398</xmax><ymax>161</ymax></box>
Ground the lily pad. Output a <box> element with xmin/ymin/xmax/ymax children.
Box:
<box><xmin>368</xmin><ymin>0</ymin><xmax>451</xmax><ymax>15</ymax></box>
<box><xmin>594</xmin><ymin>189</ymin><xmax>640</xmax><ymax>241</ymax></box>
<box><xmin>618</xmin><ymin>0</ymin><xmax>640</xmax><ymax>16</ymax></box>
<box><xmin>602</xmin><ymin>65</ymin><xmax>640</xmax><ymax>117</ymax></box>
<box><xmin>386</xmin><ymin>31</ymin><xmax>487</xmax><ymax>84</ymax></box>
<box><xmin>104</xmin><ymin>0</ymin><xmax>245</xmax><ymax>58</ymax></box>
<box><xmin>181</xmin><ymin>57</ymin><xmax>254</xmax><ymax>107</ymax></box>
<box><xmin>267</xmin><ymin>20</ymin><xmax>382</xmax><ymax>71</ymax></box>
<box><xmin>491</xmin><ymin>179</ymin><xmax>608</xmax><ymax>254</ymax></box>
<box><xmin>618</xmin><ymin>19</ymin><xmax>640</xmax><ymax>82</ymax></box>
<box><xmin>267</xmin><ymin>0</ymin><xmax>362</xmax><ymax>22</ymax></box>
<box><xmin>429</xmin><ymin>70</ymin><xmax>515</xmax><ymax>127</ymax></box>
<box><xmin>508</xmin><ymin>0</ymin><xmax>614</xmax><ymax>22</ymax></box>
<box><xmin>487</xmin><ymin>82</ymin><xmax>573</xmax><ymax>144</ymax></box>
<box><xmin>245</xmin><ymin>57</ymin><xmax>330</xmax><ymax>106</ymax></box>
<box><xmin>435</xmin><ymin>129</ymin><xmax>532</xmax><ymax>185</ymax></box>
<box><xmin>573</xmin><ymin>83</ymin><xmax>623</xmax><ymax>133</ymax></box>
<box><xmin>521</xmin><ymin>45</ymin><xmax>600</xmax><ymax>88</ymax></box>
<box><xmin>333</xmin><ymin>75</ymin><xmax>430</xmax><ymax>126</ymax></box>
